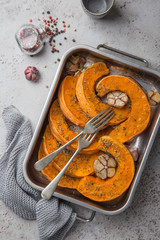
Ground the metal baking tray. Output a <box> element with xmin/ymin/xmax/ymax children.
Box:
<box><xmin>23</xmin><ymin>44</ymin><xmax>160</xmax><ymax>221</ymax></box>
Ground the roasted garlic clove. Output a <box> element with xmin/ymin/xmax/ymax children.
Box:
<box><xmin>148</xmin><ymin>90</ymin><xmax>160</xmax><ymax>106</ymax></box>
<box><xmin>66</xmin><ymin>55</ymin><xmax>86</xmax><ymax>75</ymax></box>
<box><xmin>93</xmin><ymin>154</ymin><xmax>117</xmax><ymax>180</ymax></box>
<box><xmin>107</xmin><ymin>91</ymin><xmax>129</xmax><ymax>108</ymax></box>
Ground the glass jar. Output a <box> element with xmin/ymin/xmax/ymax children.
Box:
<box><xmin>15</xmin><ymin>24</ymin><xmax>50</xmax><ymax>55</ymax></box>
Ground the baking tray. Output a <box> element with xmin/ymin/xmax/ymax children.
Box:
<box><xmin>23</xmin><ymin>44</ymin><xmax>160</xmax><ymax>221</ymax></box>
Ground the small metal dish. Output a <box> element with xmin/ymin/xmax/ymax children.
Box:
<box><xmin>81</xmin><ymin>0</ymin><xmax>115</xmax><ymax>19</ymax></box>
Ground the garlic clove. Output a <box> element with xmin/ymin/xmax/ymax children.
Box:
<box><xmin>148</xmin><ymin>90</ymin><xmax>160</xmax><ymax>106</ymax></box>
<box><xmin>108</xmin><ymin>158</ymin><xmax>117</xmax><ymax>168</ymax></box>
<box><xmin>96</xmin><ymin>168</ymin><xmax>108</xmax><ymax>180</ymax></box>
<box><xmin>151</xmin><ymin>92</ymin><xmax>160</xmax><ymax>103</ymax></box>
<box><xmin>93</xmin><ymin>159</ymin><xmax>104</xmax><ymax>172</ymax></box>
<box><xmin>108</xmin><ymin>168</ymin><xmax>116</xmax><ymax>178</ymax></box>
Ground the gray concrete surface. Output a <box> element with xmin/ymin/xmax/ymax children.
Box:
<box><xmin>0</xmin><ymin>0</ymin><xmax>160</xmax><ymax>239</ymax></box>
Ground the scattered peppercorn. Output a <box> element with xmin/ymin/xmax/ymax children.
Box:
<box><xmin>57</xmin><ymin>58</ymin><xmax>60</xmax><ymax>62</ymax></box>
<box><xmin>31</xmin><ymin>12</ymin><xmax>76</xmax><ymax>54</ymax></box>
<box><xmin>46</xmin><ymin>85</ymin><xmax>49</xmax><ymax>88</ymax></box>
<box><xmin>74</xmin><ymin>28</ymin><xmax>77</xmax><ymax>32</ymax></box>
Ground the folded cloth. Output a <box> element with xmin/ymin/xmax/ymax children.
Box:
<box><xmin>0</xmin><ymin>105</ymin><xmax>76</xmax><ymax>240</ymax></box>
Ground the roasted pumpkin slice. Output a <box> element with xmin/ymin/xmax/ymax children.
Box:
<box><xmin>43</xmin><ymin>125</ymin><xmax>102</xmax><ymax>177</ymax></box>
<box><xmin>58</xmin><ymin>72</ymin><xmax>90</xmax><ymax>127</ymax></box>
<box><xmin>38</xmin><ymin>141</ymin><xmax>80</xmax><ymax>189</ymax></box>
<box><xmin>49</xmin><ymin>99</ymin><xmax>112</xmax><ymax>155</ymax></box>
<box><xmin>96</xmin><ymin>75</ymin><xmax>151</xmax><ymax>142</ymax></box>
<box><xmin>77</xmin><ymin>136</ymin><xmax>135</xmax><ymax>202</ymax></box>
<box><xmin>76</xmin><ymin>62</ymin><xmax>130</xmax><ymax>126</ymax></box>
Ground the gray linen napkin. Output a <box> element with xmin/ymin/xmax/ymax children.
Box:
<box><xmin>0</xmin><ymin>105</ymin><xmax>76</xmax><ymax>240</ymax></box>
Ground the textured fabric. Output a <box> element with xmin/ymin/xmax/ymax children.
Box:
<box><xmin>0</xmin><ymin>105</ymin><xmax>76</xmax><ymax>240</ymax></box>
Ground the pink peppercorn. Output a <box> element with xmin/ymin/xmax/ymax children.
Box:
<box><xmin>29</xmin><ymin>19</ymin><xmax>32</xmax><ymax>22</ymax></box>
<box><xmin>63</xmin><ymin>24</ymin><xmax>66</xmax><ymax>27</ymax></box>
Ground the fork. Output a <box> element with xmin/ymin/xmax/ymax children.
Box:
<box><xmin>34</xmin><ymin>107</ymin><xmax>115</xmax><ymax>172</ymax></box>
<box><xmin>41</xmin><ymin>132</ymin><xmax>98</xmax><ymax>200</ymax></box>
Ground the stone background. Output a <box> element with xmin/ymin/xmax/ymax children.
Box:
<box><xmin>0</xmin><ymin>0</ymin><xmax>160</xmax><ymax>239</ymax></box>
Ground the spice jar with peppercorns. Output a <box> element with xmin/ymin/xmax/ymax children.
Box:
<box><xmin>15</xmin><ymin>24</ymin><xmax>50</xmax><ymax>55</ymax></box>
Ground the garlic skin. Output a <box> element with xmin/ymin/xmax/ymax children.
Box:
<box><xmin>66</xmin><ymin>55</ymin><xmax>86</xmax><ymax>75</ymax></box>
<box><xmin>107</xmin><ymin>91</ymin><xmax>128</xmax><ymax>108</ymax></box>
<box><xmin>126</xmin><ymin>145</ymin><xmax>139</xmax><ymax>162</ymax></box>
<box><xmin>24</xmin><ymin>66</ymin><xmax>39</xmax><ymax>82</ymax></box>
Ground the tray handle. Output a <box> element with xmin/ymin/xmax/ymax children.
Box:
<box><xmin>97</xmin><ymin>44</ymin><xmax>148</xmax><ymax>67</ymax></box>
<box><xmin>76</xmin><ymin>210</ymin><xmax>96</xmax><ymax>222</ymax></box>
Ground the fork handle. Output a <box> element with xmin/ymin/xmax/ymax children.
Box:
<box><xmin>34</xmin><ymin>132</ymin><xmax>83</xmax><ymax>171</ymax></box>
<box><xmin>41</xmin><ymin>147</ymin><xmax>81</xmax><ymax>200</ymax></box>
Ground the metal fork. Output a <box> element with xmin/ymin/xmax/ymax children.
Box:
<box><xmin>41</xmin><ymin>132</ymin><xmax>98</xmax><ymax>200</ymax></box>
<box><xmin>34</xmin><ymin>107</ymin><xmax>115</xmax><ymax>171</ymax></box>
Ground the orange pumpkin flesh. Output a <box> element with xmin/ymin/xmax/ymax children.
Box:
<box><xmin>38</xmin><ymin>141</ymin><xmax>80</xmax><ymax>189</ymax></box>
<box><xmin>96</xmin><ymin>75</ymin><xmax>151</xmax><ymax>143</ymax></box>
<box><xmin>43</xmin><ymin>125</ymin><xmax>102</xmax><ymax>178</ymax></box>
<box><xmin>77</xmin><ymin>136</ymin><xmax>135</xmax><ymax>202</ymax></box>
<box><xmin>58</xmin><ymin>72</ymin><xmax>90</xmax><ymax>127</ymax></box>
<box><xmin>49</xmin><ymin>99</ymin><xmax>112</xmax><ymax>155</ymax></box>
<box><xmin>76</xmin><ymin>62</ymin><xmax>130</xmax><ymax>126</ymax></box>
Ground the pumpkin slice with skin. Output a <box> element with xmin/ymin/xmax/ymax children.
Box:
<box><xmin>77</xmin><ymin>136</ymin><xmax>135</xmax><ymax>202</ymax></box>
<box><xmin>43</xmin><ymin>124</ymin><xmax>103</xmax><ymax>177</ymax></box>
<box><xmin>49</xmin><ymin>99</ymin><xmax>112</xmax><ymax>155</ymax></box>
<box><xmin>76</xmin><ymin>62</ymin><xmax>130</xmax><ymax>126</ymax></box>
<box><xmin>38</xmin><ymin>141</ymin><xmax>80</xmax><ymax>189</ymax></box>
<box><xmin>58</xmin><ymin>72</ymin><xmax>90</xmax><ymax>128</ymax></box>
<box><xmin>96</xmin><ymin>75</ymin><xmax>151</xmax><ymax>143</ymax></box>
